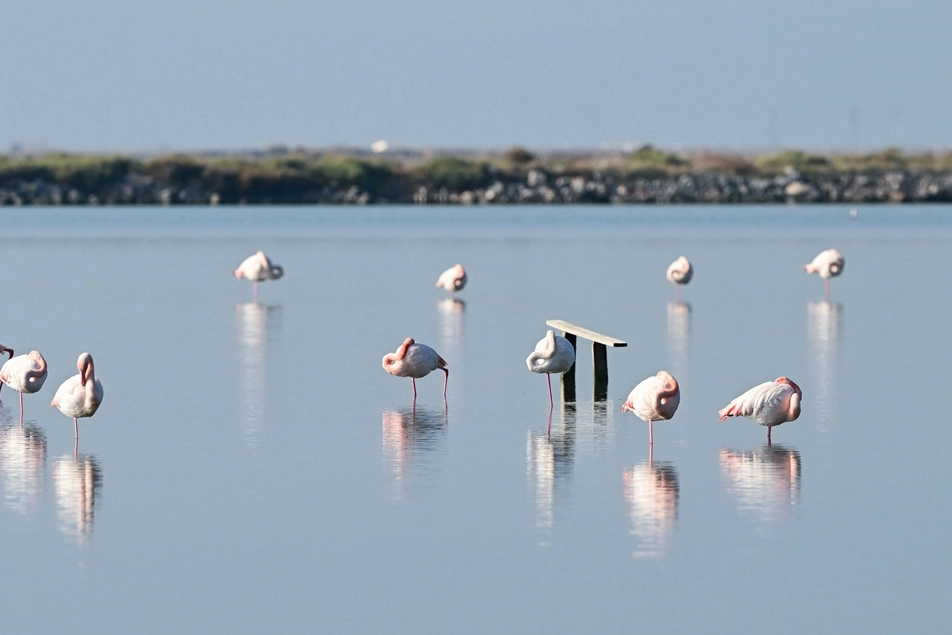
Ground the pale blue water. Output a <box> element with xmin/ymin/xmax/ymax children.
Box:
<box><xmin>0</xmin><ymin>205</ymin><xmax>949</xmax><ymax>633</ymax></box>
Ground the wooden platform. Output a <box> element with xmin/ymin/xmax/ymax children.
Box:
<box><xmin>546</xmin><ymin>320</ymin><xmax>627</xmax><ymax>401</ymax></box>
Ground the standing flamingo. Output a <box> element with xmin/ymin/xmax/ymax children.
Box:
<box><xmin>666</xmin><ymin>256</ymin><xmax>693</xmax><ymax>302</ymax></box>
<box><xmin>622</xmin><ymin>371</ymin><xmax>681</xmax><ymax>446</ymax></box>
<box><xmin>382</xmin><ymin>338</ymin><xmax>448</xmax><ymax>403</ymax></box>
<box><xmin>718</xmin><ymin>377</ymin><xmax>801</xmax><ymax>444</ymax></box>
<box><xmin>526</xmin><ymin>330</ymin><xmax>576</xmax><ymax>409</ymax></box>
<box><xmin>234</xmin><ymin>251</ymin><xmax>284</xmax><ymax>303</ymax></box>
<box><xmin>435</xmin><ymin>264</ymin><xmax>467</xmax><ymax>295</ymax></box>
<box><xmin>0</xmin><ymin>351</ymin><xmax>48</xmax><ymax>423</ymax></box>
<box><xmin>804</xmin><ymin>249</ymin><xmax>844</xmax><ymax>301</ymax></box>
<box><xmin>50</xmin><ymin>353</ymin><xmax>104</xmax><ymax>444</ymax></box>
<box><xmin>0</xmin><ymin>345</ymin><xmax>13</xmax><ymax>395</ymax></box>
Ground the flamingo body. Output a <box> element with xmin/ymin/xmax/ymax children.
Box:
<box><xmin>622</xmin><ymin>371</ymin><xmax>680</xmax><ymax>445</ymax></box>
<box><xmin>435</xmin><ymin>264</ymin><xmax>467</xmax><ymax>294</ymax></box>
<box><xmin>718</xmin><ymin>377</ymin><xmax>801</xmax><ymax>441</ymax></box>
<box><xmin>382</xmin><ymin>338</ymin><xmax>449</xmax><ymax>400</ymax></box>
<box><xmin>234</xmin><ymin>251</ymin><xmax>284</xmax><ymax>283</ymax></box>
<box><xmin>51</xmin><ymin>354</ymin><xmax>104</xmax><ymax>438</ymax></box>
<box><xmin>803</xmin><ymin>249</ymin><xmax>844</xmax><ymax>279</ymax></box>
<box><xmin>666</xmin><ymin>256</ymin><xmax>693</xmax><ymax>285</ymax></box>
<box><xmin>526</xmin><ymin>331</ymin><xmax>575</xmax><ymax>408</ymax></box>
<box><xmin>0</xmin><ymin>351</ymin><xmax>48</xmax><ymax>395</ymax></box>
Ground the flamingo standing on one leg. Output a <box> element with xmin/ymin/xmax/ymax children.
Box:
<box><xmin>382</xmin><ymin>338</ymin><xmax>449</xmax><ymax>404</ymax></box>
<box><xmin>234</xmin><ymin>251</ymin><xmax>284</xmax><ymax>303</ymax></box>
<box><xmin>526</xmin><ymin>330</ymin><xmax>576</xmax><ymax>410</ymax></box>
<box><xmin>804</xmin><ymin>249</ymin><xmax>844</xmax><ymax>302</ymax></box>
<box><xmin>718</xmin><ymin>377</ymin><xmax>802</xmax><ymax>445</ymax></box>
<box><xmin>0</xmin><ymin>351</ymin><xmax>48</xmax><ymax>423</ymax></box>
<box><xmin>622</xmin><ymin>371</ymin><xmax>680</xmax><ymax>446</ymax></box>
<box><xmin>435</xmin><ymin>264</ymin><xmax>467</xmax><ymax>296</ymax></box>
<box><xmin>666</xmin><ymin>256</ymin><xmax>693</xmax><ymax>302</ymax></box>
<box><xmin>0</xmin><ymin>345</ymin><xmax>13</xmax><ymax>395</ymax></box>
<box><xmin>51</xmin><ymin>353</ymin><xmax>104</xmax><ymax>445</ymax></box>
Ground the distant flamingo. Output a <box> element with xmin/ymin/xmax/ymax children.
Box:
<box><xmin>382</xmin><ymin>338</ymin><xmax>448</xmax><ymax>403</ymax></box>
<box><xmin>234</xmin><ymin>251</ymin><xmax>284</xmax><ymax>302</ymax></box>
<box><xmin>0</xmin><ymin>345</ymin><xmax>13</xmax><ymax>395</ymax></box>
<box><xmin>526</xmin><ymin>330</ymin><xmax>576</xmax><ymax>409</ymax></box>
<box><xmin>666</xmin><ymin>256</ymin><xmax>693</xmax><ymax>301</ymax></box>
<box><xmin>50</xmin><ymin>353</ymin><xmax>104</xmax><ymax>443</ymax></box>
<box><xmin>718</xmin><ymin>377</ymin><xmax>801</xmax><ymax>444</ymax></box>
<box><xmin>804</xmin><ymin>249</ymin><xmax>844</xmax><ymax>301</ymax></box>
<box><xmin>435</xmin><ymin>264</ymin><xmax>467</xmax><ymax>295</ymax></box>
<box><xmin>622</xmin><ymin>371</ymin><xmax>680</xmax><ymax>445</ymax></box>
<box><xmin>0</xmin><ymin>351</ymin><xmax>48</xmax><ymax>423</ymax></box>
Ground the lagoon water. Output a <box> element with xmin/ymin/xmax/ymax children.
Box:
<box><xmin>0</xmin><ymin>205</ymin><xmax>950</xmax><ymax>633</ymax></box>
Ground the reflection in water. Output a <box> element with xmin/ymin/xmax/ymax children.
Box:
<box><xmin>436</xmin><ymin>298</ymin><xmax>465</xmax><ymax>380</ymax></box>
<box><xmin>236</xmin><ymin>303</ymin><xmax>283</xmax><ymax>451</ymax></box>
<box><xmin>526</xmin><ymin>404</ymin><xmax>576</xmax><ymax>546</ymax></box>
<box><xmin>623</xmin><ymin>449</ymin><xmax>679</xmax><ymax>558</ymax></box>
<box><xmin>667</xmin><ymin>301</ymin><xmax>691</xmax><ymax>381</ymax></box>
<box><xmin>807</xmin><ymin>301</ymin><xmax>842</xmax><ymax>437</ymax></box>
<box><xmin>382</xmin><ymin>406</ymin><xmax>448</xmax><ymax>498</ymax></box>
<box><xmin>52</xmin><ymin>453</ymin><xmax>102</xmax><ymax>543</ymax></box>
<box><xmin>0</xmin><ymin>422</ymin><xmax>47</xmax><ymax>514</ymax></box>
<box><xmin>720</xmin><ymin>444</ymin><xmax>801</xmax><ymax>528</ymax></box>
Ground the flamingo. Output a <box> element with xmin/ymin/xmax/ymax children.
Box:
<box><xmin>234</xmin><ymin>251</ymin><xmax>284</xmax><ymax>303</ymax></box>
<box><xmin>804</xmin><ymin>249</ymin><xmax>844</xmax><ymax>301</ymax></box>
<box><xmin>666</xmin><ymin>256</ymin><xmax>693</xmax><ymax>301</ymax></box>
<box><xmin>382</xmin><ymin>338</ymin><xmax>448</xmax><ymax>403</ymax></box>
<box><xmin>0</xmin><ymin>351</ymin><xmax>48</xmax><ymax>423</ymax></box>
<box><xmin>622</xmin><ymin>371</ymin><xmax>680</xmax><ymax>446</ymax></box>
<box><xmin>0</xmin><ymin>345</ymin><xmax>13</xmax><ymax>395</ymax></box>
<box><xmin>718</xmin><ymin>377</ymin><xmax>801</xmax><ymax>444</ymax></box>
<box><xmin>526</xmin><ymin>330</ymin><xmax>576</xmax><ymax>409</ymax></box>
<box><xmin>50</xmin><ymin>353</ymin><xmax>104</xmax><ymax>443</ymax></box>
<box><xmin>435</xmin><ymin>264</ymin><xmax>467</xmax><ymax>295</ymax></box>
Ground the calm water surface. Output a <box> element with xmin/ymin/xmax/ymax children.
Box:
<box><xmin>0</xmin><ymin>205</ymin><xmax>949</xmax><ymax>633</ymax></box>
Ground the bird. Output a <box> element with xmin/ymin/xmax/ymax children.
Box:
<box><xmin>50</xmin><ymin>353</ymin><xmax>104</xmax><ymax>443</ymax></box>
<box><xmin>666</xmin><ymin>256</ymin><xmax>693</xmax><ymax>301</ymax></box>
<box><xmin>622</xmin><ymin>371</ymin><xmax>681</xmax><ymax>446</ymax></box>
<box><xmin>526</xmin><ymin>330</ymin><xmax>576</xmax><ymax>409</ymax></box>
<box><xmin>382</xmin><ymin>338</ymin><xmax>448</xmax><ymax>403</ymax></box>
<box><xmin>435</xmin><ymin>264</ymin><xmax>467</xmax><ymax>295</ymax></box>
<box><xmin>0</xmin><ymin>345</ymin><xmax>13</xmax><ymax>395</ymax></box>
<box><xmin>0</xmin><ymin>350</ymin><xmax>48</xmax><ymax>423</ymax></box>
<box><xmin>804</xmin><ymin>249</ymin><xmax>844</xmax><ymax>301</ymax></box>
<box><xmin>718</xmin><ymin>377</ymin><xmax>801</xmax><ymax>444</ymax></box>
<box><xmin>234</xmin><ymin>251</ymin><xmax>284</xmax><ymax>302</ymax></box>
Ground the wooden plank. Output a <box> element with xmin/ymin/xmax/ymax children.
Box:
<box><xmin>546</xmin><ymin>320</ymin><xmax>627</xmax><ymax>347</ymax></box>
<box><xmin>593</xmin><ymin>342</ymin><xmax>608</xmax><ymax>401</ymax></box>
<box><xmin>561</xmin><ymin>332</ymin><xmax>577</xmax><ymax>402</ymax></box>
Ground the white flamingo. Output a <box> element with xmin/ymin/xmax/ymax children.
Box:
<box><xmin>718</xmin><ymin>377</ymin><xmax>801</xmax><ymax>444</ymax></box>
<box><xmin>50</xmin><ymin>353</ymin><xmax>104</xmax><ymax>443</ymax></box>
<box><xmin>382</xmin><ymin>338</ymin><xmax>448</xmax><ymax>403</ymax></box>
<box><xmin>666</xmin><ymin>256</ymin><xmax>693</xmax><ymax>301</ymax></box>
<box><xmin>0</xmin><ymin>351</ymin><xmax>48</xmax><ymax>422</ymax></box>
<box><xmin>804</xmin><ymin>249</ymin><xmax>844</xmax><ymax>301</ymax></box>
<box><xmin>622</xmin><ymin>371</ymin><xmax>680</xmax><ymax>446</ymax></box>
<box><xmin>435</xmin><ymin>264</ymin><xmax>467</xmax><ymax>295</ymax></box>
<box><xmin>234</xmin><ymin>251</ymin><xmax>284</xmax><ymax>302</ymax></box>
<box><xmin>526</xmin><ymin>330</ymin><xmax>575</xmax><ymax>409</ymax></box>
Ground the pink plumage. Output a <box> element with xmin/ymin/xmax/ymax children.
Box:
<box><xmin>382</xmin><ymin>338</ymin><xmax>449</xmax><ymax>403</ymax></box>
<box><xmin>718</xmin><ymin>377</ymin><xmax>802</xmax><ymax>443</ymax></box>
<box><xmin>622</xmin><ymin>371</ymin><xmax>680</xmax><ymax>445</ymax></box>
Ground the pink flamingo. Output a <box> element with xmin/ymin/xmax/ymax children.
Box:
<box><xmin>234</xmin><ymin>251</ymin><xmax>284</xmax><ymax>303</ymax></box>
<box><xmin>526</xmin><ymin>330</ymin><xmax>575</xmax><ymax>409</ymax></box>
<box><xmin>0</xmin><ymin>345</ymin><xmax>13</xmax><ymax>395</ymax></box>
<box><xmin>382</xmin><ymin>338</ymin><xmax>448</xmax><ymax>403</ymax></box>
<box><xmin>804</xmin><ymin>249</ymin><xmax>844</xmax><ymax>301</ymax></box>
<box><xmin>0</xmin><ymin>351</ymin><xmax>48</xmax><ymax>423</ymax></box>
<box><xmin>50</xmin><ymin>353</ymin><xmax>104</xmax><ymax>443</ymax></box>
<box><xmin>666</xmin><ymin>256</ymin><xmax>693</xmax><ymax>302</ymax></box>
<box><xmin>435</xmin><ymin>264</ymin><xmax>467</xmax><ymax>295</ymax></box>
<box><xmin>622</xmin><ymin>371</ymin><xmax>681</xmax><ymax>445</ymax></box>
<box><xmin>718</xmin><ymin>377</ymin><xmax>801</xmax><ymax>444</ymax></box>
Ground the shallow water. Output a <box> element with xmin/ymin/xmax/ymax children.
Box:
<box><xmin>0</xmin><ymin>204</ymin><xmax>949</xmax><ymax>633</ymax></box>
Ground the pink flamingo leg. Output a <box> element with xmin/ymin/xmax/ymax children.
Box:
<box><xmin>411</xmin><ymin>377</ymin><xmax>418</xmax><ymax>402</ymax></box>
<box><xmin>648</xmin><ymin>420</ymin><xmax>654</xmax><ymax>446</ymax></box>
<box><xmin>74</xmin><ymin>418</ymin><xmax>79</xmax><ymax>441</ymax></box>
<box><xmin>767</xmin><ymin>426</ymin><xmax>772</xmax><ymax>446</ymax></box>
<box><xmin>824</xmin><ymin>278</ymin><xmax>830</xmax><ymax>302</ymax></box>
<box><xmin>253</xmin><ymin>281</ymin><xmax>259</xmax><ymax>304</ymax></box>
<box><xmin>442</xmin><ymin>368</ymin><xmax>449</xmax><ymax>399</ymax></box>
<box><xmin>546</xmin><ymin>374</ymin><xmax>554</xmax><ymax>409</ymax></box>
<box><xmin>675</xmin><ymin>284</ymin><xmax>681</xmax><ymax>303</ymax></box>
<box><xmin>19</xmin><ymin>392</ymin><xmax>23</xmax><ymax>425</ymax></box>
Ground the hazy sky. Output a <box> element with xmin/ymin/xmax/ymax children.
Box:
<box><xmin>2</xmin><ymin>0</ymin><xmax>949</xmax><ymax>152</ymax></box>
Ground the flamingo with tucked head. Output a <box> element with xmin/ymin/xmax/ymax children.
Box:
<box><xmin>51</xmin><ymin>353</ymin><xmax>104</xmax><ymax>443</ymax></box>
<box><xmin>382</xmin><ymin>338</ymin><xmax>448</xmax><ymax>403</ymax></box>
<box><xmin>234</xmin><ymin>251</ymin><xmax>284</xmax><ymax>303</ymax></box>
<box><xmin>526</xmin><ymin>330</ymin><xmax>575</xmax><ymax>409</ymax></box>
<box><xmin>0</xmin><ymin>350</ymin><xmax>48</xmax><ymax>423</ymax></box>
<box><xmin>435</xmin><ymin>264</ymin><xmax>467</xmax><ymax>295</ymax></box>
<box><xmin>718</xmin><ymin>377</ymin><xmax>801</xmax><ymax>444</ymax></box>
<box><xmin>804</xmin><ymin>249</ymin><xmax>844</xmax><ymax>301</ymax></box>
<box><xmin>666</xmin><ymin>256</ymin><xmax>693</xmax><ymax>301</ymax></box>
<box><xmin>622</xmin><ymin>371</ymin><xmax>680</xmax><ymax>446</ymax></box>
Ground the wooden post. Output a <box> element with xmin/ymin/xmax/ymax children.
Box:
<box><xmin>561</xmin><ymin>332</ymin><xmax>577</xmax><ymax>403</ymax></box>
<box><xmin>593</xmin><ymin>342</ymin><xmax>608</xmax><ymax>401</ymax></box>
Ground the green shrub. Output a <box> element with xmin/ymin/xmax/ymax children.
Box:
<box><xmin>415</xmin><ymin>156</ymin><xmax>489</xmax><ymax>191</ymax></box>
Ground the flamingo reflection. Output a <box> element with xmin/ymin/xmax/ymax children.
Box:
<box><xmin>236</xmin><ymin>303</ymin><xmax>282</xmax><ymax>450</ymax></box>
<box><xmin>382</xmin><ymin>406</ymin><xmax>448</xmax><ymax>498</ymax></box>
<box><xmin>623</xmin><ymin>447</ymin><xmax>679</xmax><ymax>558</ymax></box>
<box><xmin>526</xmin><ymin>404</ymin><xmax>576</xmax><ymax>545</ymax></box>
<box><xmin>720</xmin><ymin>444</ymin><xmax>801</xmax><ymax>527</ymax></box>
<box><xmin>52</xmin><ymin>453</ymin><xmax>102</xmax><ymax>543</ymax></box>
<box><xmin>436</xmin><ymin>298</ymin><xmax>465</xmax><ymax>364</ymax></box>
<box><xmin>808</xmin><ymin>301</ymin><xmax>842</xmax><ymax>434</ymax></box>
<box><xmin>667</xmin><ymin>301</ymin><xmax>691</xmax><ymax>381</ymax></box>
<box><xmin>0</xmin><ymin>421</ymin><xmax>47</xmax><ymax>514</ymax></box>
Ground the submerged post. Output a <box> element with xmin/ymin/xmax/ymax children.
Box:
<box><xmin>593</xmin><ymin>342</ymin><xmax>608</xmax><ymax>401</ymax></box>
<box><xmin>546</xmin><ymin>320</ymin><xmax>627</xmax><ymax>402</ymax></box>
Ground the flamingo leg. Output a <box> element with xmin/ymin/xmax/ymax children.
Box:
<box><xmin>824</xmin><ymin>278</ymin><xmax>830</xmax><ymax>302</ymax></box>
<box><xmin>649</xmin><ymin>420</ymin><xmax>654</xmax><ymax>446</ymax></box>
<box><xmin>442</xmin><ymin>368</ymin><xmax>449</xmax><ymax>399</ymax></box>
<box><xmin>546</xmin><ymin>374</ymin><xmax>554</xmax><ymax>409</ymax></box>
<box><xmin>767</xmin><ymin>426</ymin><xmax>772</xmax><ymax>446</ymax></box>
<box><xmin>74</xmin><ymin>418</ymin><xmax>79</xmax><ymax>441</ymax></box>
<box><xmin>253</xmin><ymin>281</ymin><xmax>259</xmax><ymax>304</ymax></box>
<box><xmin>19</xmin><ymin>392</ymin><xmax>23</xmax><ymax>426</ymax></box>
<box><xmin>411</xmin><ymin>378</ymin><xmax>418</xmax><ymax>402</ymax></box>
<box><xmin>675</xmin><ymin>284</ymin><xmax>681</xmax><ymax>303</ymax></box>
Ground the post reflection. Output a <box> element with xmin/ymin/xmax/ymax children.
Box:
<box><xmin>0</xmin><ymin>422</ymin><xmax>47</xmax><ymax>514</ymax></box>
<box><xmin>526</xmin><ymin>404</ymin><xmax>576</xmax><ymax>546</ymax></box>
<box><xmin>52</xmin><ymin>453</ymin><xmax>102</xmax><ymax>543</ymax></box>
<box><xmin>667</xmin><ymin>301</ymin><xmax>691</xmax><ymax>380</ymax></box>
<box><xmin>623</xmin><ymin>447</ymin><xmax>679</xmax><ymax>558</ymax></box>
<box><xmin>720</xmin><ymin>444</ymin><xmax>801</xmax><ymax>527</ymax></box>
<box><xmin>382</xmin><ymin>406</ymin><xmax>448</xmax><ymax>498</ymax></box>
<box><xmin>807</xmin><ymin>301</ymin><xmax>842</xmax><ymax>432</ymax></box>
<box><xmin>235</xmin><ymin>303</ymin><xmax>282</xmax><ymax>450</ymax></box>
